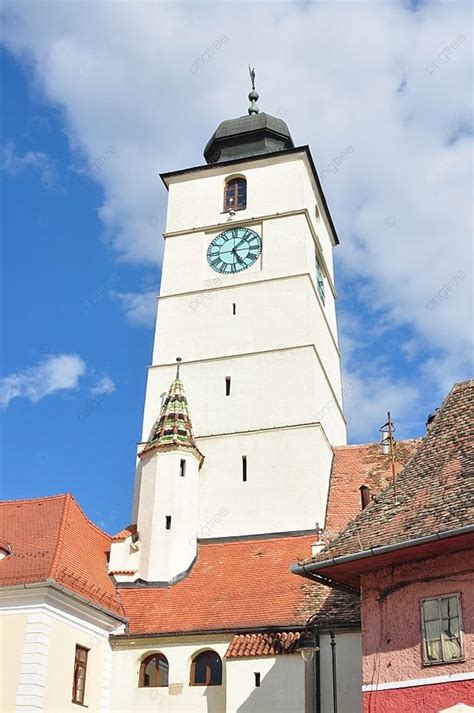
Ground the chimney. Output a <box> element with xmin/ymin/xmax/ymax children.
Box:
<box><xmin>426</xmin><ymin>409</ymin><xmax>438</xmax><ymax>431</ymax></box>
<box><xmin>380</xmin><ymin>430</ymin><xmax>390</xmax><ymax>455</ymax></box>
<box><xmin>311</xmin><ymin>523</ymin><xmax>326</xmax><ymax>557</ymax></box>
<box><xmin>359</xmin><ymin>484</ymin><xmax>371</xmax><ymax>510</ymax></box>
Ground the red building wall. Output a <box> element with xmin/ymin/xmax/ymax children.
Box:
<box><xmin>363</xmin><ymin>679</ymin><xmax>474</xmax><ymax>713</ymax></box>
<box><xmin>361</xmin><ymin>549</ymin><xmax>474</xmax><ymax>713</ymax></box>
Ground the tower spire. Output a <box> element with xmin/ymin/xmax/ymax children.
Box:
<box><xmin>248</xmin><ymin>65</ymin><xmax>259</xmax><ymax>115</ymax></box>
<box><xmin>140</xmin><ymin>370</ymin><xmax>204</xmax><ymax>466</ymax></box>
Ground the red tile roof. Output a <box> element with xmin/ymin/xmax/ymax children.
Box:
<box><xmin>0</xmin><ymin>494</ymin><xmax>125</xmax><ymax>618</ymax></box>
<box><xmin>325</xmin><ymin>440</ymin><xmax>420</xmax><ymax>537</ymax></box>
<box><xmin>118</xmin><ymin>532</ymin><xmax>359</xmax><ymax>635</ymax></box>
<box><xmin>303</xmin><ymin>380</ymin><xmax>474</xmax><ymax>582</ymax></box>
<box><xmin>226</xmin><ymin>631</ymin><xmax>302</xmax><ymax>658</ymax></box>
<box><xmin>111</xmin><ymin>524</ymin><xmax>137</xmax><ymax>541</ymax></box>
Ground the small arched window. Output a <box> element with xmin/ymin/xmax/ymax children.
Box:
<box><xmin>139</xmin><ymin>653</ymin><xmax>169</xmax><ymax>688</ymax></box>
<box><xmin>190</xmin><ymin>650</ymin><xmax>222</xmax><ymax>686</ymax></box>
<box><xmin>224</xmin><ymin>177</ymin><xmax>246</xmax><ymax>212</ymax></box>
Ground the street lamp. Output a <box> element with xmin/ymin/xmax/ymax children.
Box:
<box><xmin>297</xmin><ymin>615</ymin><xmax>338</xmax><ymax>713</ymax></box>
<box><xmin>298</xmin><ymin>629</ymin><xmax>320</xmax><ymax>663</ymax></box>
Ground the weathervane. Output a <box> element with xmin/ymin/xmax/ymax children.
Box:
<box><xmin>249</xmin><ymin>65</ymin><xmax>256</xmax><ymax>90</ymax></box>
<box><xmin>248</xmin><ymin>65</ymin><xmax>259</xmax><ymax>115</ymax></box>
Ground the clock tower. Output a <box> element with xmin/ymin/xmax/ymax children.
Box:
<box><xmin>132</xmin><ymin>81</ymin><xmax>346</xmax><ymax>569</ymax></box>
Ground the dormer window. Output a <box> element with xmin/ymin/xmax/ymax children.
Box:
<box><xmin>224</xmin><ymin>177</ymin><xmax>246</xmax><ymax>212</ymax></box>
<box><xmin>0</xmin><ymin>540</ymin><xmax>11</xmax><ymax>560</ymax></box>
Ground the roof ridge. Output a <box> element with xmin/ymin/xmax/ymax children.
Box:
<box><xmin>0</xmin><ymin>493</ymin><xmax>70</xmax><ymax>506</ymax></box>
<box><xmin>425</xmin><ymin>379</ymin><xmax>473</xmax><ymax>440</ymax></box>
<box><xmin>310</xmin><ymin>381</ymin><xmax>474</xmax><ymax>563</ymax></box>
<box><xmin>66</xmin><ymin>494</ymin><xmax>115</xmax><ymax>540</ymax></box>
<box><xmin>199</xmin><ymin>532</ymin><xmax>316</xmax><ymax>546</ymax></box>
<box><xmin>333</xmin><ymin>438</ymin><xmax>421</xmax><ymax>451</ymax></box>
<box><xmin>49</xmin><ymin>493</ymin><xmax>72</xmax><ymax>580</ymax></box>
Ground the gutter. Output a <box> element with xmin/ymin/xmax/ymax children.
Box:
<box><xmin>46</xmin><ymin>579</ymin><xmax>128</xmax><ymax>624</ymax></box>
<box><xmin>291</xmin><ymin>525</ymin><xmax>474</xmax><ymax>581</ymax></box>
<box><xmin>111</xmin><ymin>622</ymin><xmax>361</xmax><ymax>641</ymax></box>
<box><xmin>1</xmin><ymin>580</ymin><xmax>127</xmax><ymax>624</ymax></box>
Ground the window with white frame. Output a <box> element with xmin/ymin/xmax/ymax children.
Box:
<box><xmin>421</xmin><ymin>594</ymin><xmax>463</xmax><ymax>664</ymax></box>
<box><xmin>315</xmin><ymin>256</ymin><xmax>325</xmax><ymax>304</ymax></box>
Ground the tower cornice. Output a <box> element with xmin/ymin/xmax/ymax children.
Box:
<box><xmin>160</xmin><ymin>145</ymin><xmax>340</xmax><ymax>246</ymax></box>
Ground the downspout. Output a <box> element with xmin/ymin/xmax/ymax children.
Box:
<box><xmin>330</xmin><ymin>629</ymin><xmax>337</xmax><ymax>713</ymax></box>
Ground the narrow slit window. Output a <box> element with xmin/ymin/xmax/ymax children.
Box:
<box><xmin>232</xmin><ymin>303</ymin><xmax>236</xmax><ymax>315</ymax></box>
<box><xmin>225</xmin><ymin>377</ymin><xmax>231</xmax><ymax>396</ymax></box>
<box><xmin>165</xmin><ymin>516</ymin><xmax>172</xmax><ymax>530</ymax></box>
<box><xmin>180</xmin><ymin>459</ymin><xmax>186</xmax><ymax>477</ymax></box>
<box><xmin>254</xmin><ymin>672</ymin><xmax>261</xmax><ymax>687</ymax></box>
<box><xmin>242</xmin><ymin>456</ymin><xmax>247</xmax><ymax>482</ymax></box>
<box><xmin>315</xmin><ymin>256</ymin><xmax>326</xmax><ymax>305</ymax></box>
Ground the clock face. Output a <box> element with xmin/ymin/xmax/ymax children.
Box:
<box><xmin>207</xmin><ymin>227</ymin><xmax>262</xmax><ymax>274</ymax></box>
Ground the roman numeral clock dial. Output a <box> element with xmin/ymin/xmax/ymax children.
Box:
<box><xmin>207</xmin><ymin>227</ymin><xmax>262</xmax><ymax>274</ymax></box>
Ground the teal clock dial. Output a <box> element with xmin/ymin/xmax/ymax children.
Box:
<box><xmin>207</xmin><ymin>227</ymin><xmax>262</xmax><ymax>274</ymax></box>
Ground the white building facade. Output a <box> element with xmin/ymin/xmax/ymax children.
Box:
<box><xmin>1</xmin><ymin>88</ymin><xmax>362</xmax><ymax>713</ymax></box>
<box><xmin>133</xmin><ymin>126</ymin><xmax>347</xmax><ymax>545</ymax></box>
<box><xmin>108</xmin><ymin>92</ymin><xmax>361</xmax><ymax>713</ymax></box>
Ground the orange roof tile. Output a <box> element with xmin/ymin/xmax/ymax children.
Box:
<box><xmin>325</xmin><ymin>439</ymin><xmax>420</xmax><ymax>537</ymax></box>
<box><xmin>118</xmin><ymin>532</ymin><xmax>359</xmax><ymax>635</ymax></box>
<box><xmin>226</xmin><ymin>631</ymin><xmax>301</xmax><ymax>658</ymax></box>
<box><xmin>111</xmin><ymin>524</ymin><xmax>137</xmax><ymax>541</ymax></box>
<box><xmin>305</xmin><ymin>381</ymin><xmax>474</xmax><ymax>586</ymax></box>
<box><xmin>0</xmin><ymin>494</ymin><xmax>125</xmax><ymax>618</ymax></box>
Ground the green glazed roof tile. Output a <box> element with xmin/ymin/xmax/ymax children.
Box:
<box><xmin>140</xmin><ymin>378</ymin><xmax>204</xmax><ymax>465</ymax></box>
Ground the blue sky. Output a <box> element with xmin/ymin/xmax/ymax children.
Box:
<box><xmin>1</xmin><ymin>50</ymin><xmax>151</xmax><ymax>529</ymax></box>
<box><xmin>1</xmin><ymin>1</ymin><xmax>472</xmax><ymax>531</ymax></box>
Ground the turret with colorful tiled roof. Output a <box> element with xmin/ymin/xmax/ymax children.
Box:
<box><xmin>139</xmin><ymin>359</ymin><xmax>204</xmax><ymax>466</ymax></box>
<box><xmin>132</xmin><ymin>359</ymin><xmax>204</xmax><ymax>584</ymax></box>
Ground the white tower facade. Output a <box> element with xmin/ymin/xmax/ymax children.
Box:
<box><xmin>134</xmin><ymin>373</ymin><xmax>204</xmax><ymax>582</ymax></box>
<box><xmin>134</xmin><ymin>108</ymin><xmax>346</xmax><ymax>542</ymax></box>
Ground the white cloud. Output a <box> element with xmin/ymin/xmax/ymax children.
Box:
<box><xmin>0</xmin><ymin>354</ymin><xmax>86</xmax><ymax>409</ymax></box>
<box><xmin>111</xmin><ymin>291</ymin><xmax>157</xmax><ymax>328</ymax></box>
<box><xmin>1</xmin><ymin>1</ymin><xmax>472</xmax><ymax>432</ymax></box>
<box><xmin>342</xmin><ymin>368</ymin><xmax>421</xmax><ymax>443</ymax></box>
<box><xmin>90</xmin><ymin>375</ymin><xmax>116</xmax><ymax>395</ymax></box>
<box><xmin>1</xmin><ymin>143</ymin><xmax>55</xmax><ymax>185</ymax></box>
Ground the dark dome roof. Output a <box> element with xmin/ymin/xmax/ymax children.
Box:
<box><xmin>204</xmin><ymin>112</ymin><xmax>294</xmax><ymax>165</ymax></box>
